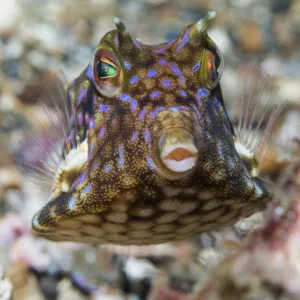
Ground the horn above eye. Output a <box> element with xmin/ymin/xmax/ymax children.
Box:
<box><xmin>93</xmin><ymin>47</ymin><xmax>124</xmax><ymax>97</ymax></box>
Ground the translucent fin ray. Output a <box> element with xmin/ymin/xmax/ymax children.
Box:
<box><xmin>236</xmin><ymin>64</ymin><xmax>288</xmax><ymax>172</ymax></box>
<box><xmin>18</xmin><ymin>71</ymin><xmax>79</xmax><ymax>189</ymax></box>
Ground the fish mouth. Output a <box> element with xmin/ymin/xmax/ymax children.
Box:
<box><xmin>159</xmin><ymin>129</ymin><xmax>198</xmax><ymax>173</ymax></box>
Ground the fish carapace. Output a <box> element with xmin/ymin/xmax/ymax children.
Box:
<box><xmin>31</xmin><ymin>12</ymin><xmax>269</xmax><ymax>245</ymax></box>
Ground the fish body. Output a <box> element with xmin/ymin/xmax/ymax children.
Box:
<box><xmin>31</xmin><ymin>13</ymin><xmax>269</xmax><ymax>245</ymax></box>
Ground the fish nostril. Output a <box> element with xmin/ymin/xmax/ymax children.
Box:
<box><xmin>159</xmin><ymin>128</ymin><xmax>198</xmax><ymax>173</ymax></box>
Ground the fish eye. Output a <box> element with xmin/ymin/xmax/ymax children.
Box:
<box><xmin>93</xmin><ymin>48</ymin><xmax>124</xmax><ymax>97</ymax></box>
<box><xmin>199</xmin><ymin>40</ymin><xmax>224</xmax><ymax>90</ymax></box>
<box><xmin>201</xmin><ymin>49</ymin><xmax>223</xmax><ymax>89</ymax></box>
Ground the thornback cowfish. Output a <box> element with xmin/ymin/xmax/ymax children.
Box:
<box><xmin>24</xmin><ymin>12</ymin><xmax>284</xmax><ymax>245</ymax></box>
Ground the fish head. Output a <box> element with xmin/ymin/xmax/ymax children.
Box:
<box><xmin>31</xmin><ymin>13</ymin><xmax>269</xmax><ymax>244</ymax></box>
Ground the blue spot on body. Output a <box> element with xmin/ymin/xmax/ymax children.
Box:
<box><xmin>151</xmin><ymin>91</ymin><xmax>160</xmax><ymax>99</ymax></box>
<box><xmin>99</xmin><ymin>103</ymin><xmax>110</xmax><ymax>113</ymax></box>
<box><xmin>246</xmin><ymin>177</ymin><xmax>254</xmax><ymax>189</ymax></box>
<box><xmin>229</xmin><ymin>158</ymin><xmax>236</xmax><ymax>168</ymax></box>
<box><xmin>124</xmin><ymin>61</ymin><xmax>131</xmax><ymax>70</ymax></box>
<box><xmin>192</xmin><ymin>104</ymin><xmax>203</xmax><ymax>119</ymax></box>
<box><xmin>170</xmin><ymin>65</ymin><xmax>185</xmax><ymax>84</ymax></box>
<box><xmin>99</xmin><ymin>127</ymin><xmax>105</xmax><ymax>138</ymax></box>
<box><xmin>197</xmin><ymin>88</ymin><xmax>209</xmax><ymax>97</ymax></box>
<box><xmin>85</xmin><ymin>112</ymin><xmax>90</xmax><ymax>123</ymax></box>
<box><xmin>216</xmin><ymin>99</ymin><xmax>222</xmax><ymax>109</ymax></box>
<box><xmin>179</xmin><ymin>90</ymin><xmax>187</xmax><ymax>97</ymax></box>
<box><xmin>119</xmin><ymin>94</ymin><xmax>137</xmax><ymax>112</ymax></box>
<box><xmin>86</xmin><ymin>66</ymin><xmax>93</xmax><ymax>80</ymax></box>
<box><xmin>138</xmin><ymin>109</ymin><xmax>147</xmax><ymax>120</ymax></box>
<box><xmin>162</xmin><ymin>79</ymin><xmax>171</xmax><ymax>88</ymax></box>
<box><xmin>88</xmin><ymin>142</ymin><xmax>95</xmax><ymax>159</ymax></box>
<box><xmin>150</xmin><ymin>107</ymin><xmax>165</xmax><ymax>119</ymax></box>
<box><xmin>93</xmin><ymin>94</ymin><xmax>97</xmax><ymax>105</ymax></box>
<box><xmin>213</xmin><ymin>106</ymin><xmax>219</xmax><ymax>116</ymax></box>
<box><xmin>223</xmin><ymin>123</ymin><xmax>229</xmax><ymax>133</ymax></box>
<box><xmin>129</xmin><ymin>76</ymin><xmax>139</xmax><ymax>84</ymax></box>
<box><xmin>192</xmin><ymin>61</ymin><xmax>201</xmax><ymax>72</ymax></box>
<box><xmin>114</xmin><ymin>35</ymin><xmax>119</xmax><ymax>47</ymax></box>
<box><xmin>171</xmin><ymin>106</ymin><xmax>187</xmax><ymax>112</ymax></box>
<box><xmin>77</xmin><ymin>88</ymin><xmax>87</xmax><ymax>105</ymax></box>
<box><xmin>119</xmin><ymin>94</ymin><xmax>131</xmax><ymax>101</ymax></box>
<box><xmin>170</xmin><ymin>107</ymin><xmax>180</xmax><ymax>113</ymax></box>
<box><xmin>132</xmin><ymin>39</ymin><xmax>141</xmax><ymax>49</ymax></box>
<box><xmin>130</xmin><ymin>99</ymin><xmax>138</xmax><ymax>112</ymax></box>
<box><xmin>89</xmin><ymin>118</ymin><xmax>95</xmax><ymax>129</ymax></box>
<box><xmin>146</xmin><ymin>156</ymin><xmax>155</xmax><ymax>170</ymax></box>
<box><xmin>104</xmin><ymin>164</ymin><xmax>111</xmax><ymax>173</ymax></box>
<box><xmin>144</xmin><ymin>129</ymin><xmax>151</xmax><ymax>143</ymax></box>
<box><xmin>176</xmin><ymin>28</ymin><xmax>191</xmax><ymax>51</ymax></box>
<box><xmin>171</xmin><ymin>65</ymin><xmax>180</xmax><ymax>75</ymax></box>
<box><xmin>83</xmin><ymin>185</ymin><xmax>92</xmax><ymax>195</ymax></box>
<box><xmin>147</xmin><ymin>69</ymin><xmax>157</xmax><ymax>78</ymax></box>
<box><xmin>68</xmin><ymin>196</ymin><xmax>77</xmax><ymax>210</ymax></box>
<box><xmin>78</xmin><ymin>112</ymin><xmax>83</xmax><ymax>126</ymax></box>
<box><xmin>217</xmin><ymin>141</ymin><xmax>224</xmax><ymax>159</ymax></box>
<box><xmin>70</xmin><ymin>171</ymin><xmax>86</xmax><ymax>190</ymax></box>
<box><xmin>255</xmin><ymin>182</ymin><xmax>264</xmax><ymax>196</ymax></box>
<box><xmin>205</xmin><ymin>115</ymin><xmax>211</xmax><ymax>125</ymax></box>
<box><xmin>153</xmin><ymin>38</ymin><xmax>176</xmax><ymax>53</ymax></box>
<box><xmin>158</xmin><ymin>59</ymin><xmax>166</xmax><ymax>65</ymax></box>
<box><xmin>119</xmin><ymin>145</ymin><xmax>124</xmax><ymax>168</ymax></box>
<box><xmin>131</xmin><ymin>132</ymin><xmax>138</xmax><ymax>142</ymax></box>
<box><xmin>79</xmin><ymin>172</ymin><xmax>86</xmax><ymax>184</ymax></box>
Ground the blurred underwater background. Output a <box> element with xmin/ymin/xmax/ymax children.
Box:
<box><xmin>0</xmin><ymin>0</ymin><xmax>299</xmax><ymax>299</ymax></box>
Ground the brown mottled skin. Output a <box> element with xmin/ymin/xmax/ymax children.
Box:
<box><xmin>32</xmin><ymin>14</ymin><xmax>269</xmax><ymax>245</ymax></box>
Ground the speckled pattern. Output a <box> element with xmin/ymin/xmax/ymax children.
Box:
<box><xmin>32</xmin><ymin>14</ymin><xmax>269</xmax><ymax>245</ymax></box>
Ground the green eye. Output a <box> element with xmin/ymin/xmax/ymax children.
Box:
<box><xmin>199</xmin><ymin>49</ymin><xmax>223</xmax><ymax>89</ymax></box>
<box><xmin>93</xmin><ymin>48</ymin><xmax>123</xmax><ymax>97</ymax></box>
<box><xmin>97</xmin><ymin>59</ymin><xmax>117</xmax><ymax>78</ymax></box>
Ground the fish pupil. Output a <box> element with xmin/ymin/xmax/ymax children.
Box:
<box><xmin>97</xmin><ymin>60</ymin><xmax>116</xmax><ymax>78</ymax></box>
<box><xmin>215</xmin><ymin>55</ymin><xmax>220</xmax><ymax>69</ymax></box>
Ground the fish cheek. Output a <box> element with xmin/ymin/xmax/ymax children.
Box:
<box><xmin>31</xmin><ymin>178</ymin><xmax>108</xmax><ymax>241</ymax></box>
<box><xmin>31</xmin><ymin>193</ymin><xmax>73</xmax><ymax>236</ymax></box>
<box><xmin>197</xmin><ymin>106</ymin><xmax>268</xmax><ymax>206</ymax></box>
